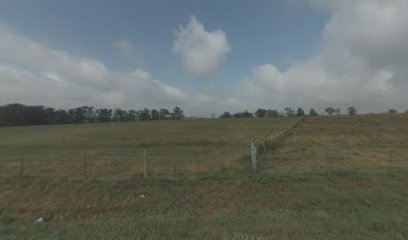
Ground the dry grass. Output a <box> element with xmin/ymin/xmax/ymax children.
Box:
<box><xmin>1</xmin><ymin>114</ymin><xmax>407</xmax><ymax>239</ymax></box>
<box><xmin>261</xmin><ymin>114</ymin><xmax>408</xmax><ymax>173</ymax></box>
<box><xmin>0</xmin><ymin>117</ymin><xmax>294</xmax><ymax>179</ymax></box>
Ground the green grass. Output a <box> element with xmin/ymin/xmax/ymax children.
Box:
<box><xmin>0</xmin><ymin>115</ymin><xmax>407</xmax><ymax>239</ymax></box>
<box><xmin>260</xmin><ymin>114</ymin><xmax>408</xmax><ymax>173</ymax></box>
<box><xmin>0</xmin><ymin>118</ymin><xmax>294</xmax><ymax>178</ymax></box>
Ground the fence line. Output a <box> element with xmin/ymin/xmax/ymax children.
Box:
<box><xmin>0</xmin><ymin>119</ymin><xmax>305</xmax><ymax>179</ymax></box>
<box><xmin>0</xmin><ymin>148</ymin><xmax>245</xmax><ymax>180</ymax></box>
<box><xmin>249</xmin><ymin>117</ymin><xmax>306</xmax><ymax>170</ymax></box>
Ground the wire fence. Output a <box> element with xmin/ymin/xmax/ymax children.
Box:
<box><xmin>250</xmin><ymin>116</ymin><xmax>306</xmax><ymax>170</ymax></box>
<box><xmin>0</xmin><ymin>147</ymin><xmax>247</xmax><ymax>180</ymax></box>
<box><xmin>0</xmin><ymin>118</ymin><xmax>304</xmax><ymax>179</ymax></box>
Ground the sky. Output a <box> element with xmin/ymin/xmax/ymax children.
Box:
<box><xmin>0</xmin><ymin>0</ymin><xmax>407</xmax><ymax>116</ymax></box>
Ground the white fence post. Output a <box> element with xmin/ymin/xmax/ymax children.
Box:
<box><xmin>250</xmin><ymin>140</ymin><xmax>257</xmax><ymax>170</ymax></box>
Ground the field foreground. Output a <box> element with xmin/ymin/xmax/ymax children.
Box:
<box><xmin>0</xmin><ymin>115</ymin><xmax>407</xmax><ymax>239</ymax></box>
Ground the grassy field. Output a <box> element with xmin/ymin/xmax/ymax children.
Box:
<box><xmin>261</xmin><ymin>114</ymin><xmax>408</xmax><ymax>172</ymax></box>
<box><xmin>0</xmin><ymin>115</ymin><xmax>407</xmax><ymax>239</ymax></box>
<box><xmin>0</xmin><ymin>118</ymin><xmax>293</xmax><ymax>179</ymax></box>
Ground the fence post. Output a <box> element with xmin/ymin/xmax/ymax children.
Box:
<box><xmin>250</xmin><ymin>140</ymin><xmax>257</xmax><ymax>171</ymax></box>
<box><xmin>143</xmin><ymin>149</ymin><xmax>148</xmax><ymax>178</ymax></box>
<box><xmin>196</xmin><ymin>154</ymin><xmax>200</xmax><ymax>177</ymax></box>
<box><xmin>19</xmin><ymin>155</ymin><xmax>25</xmax><ymax>178</ymax></box>
<box><xmin>83</xmin><ymin>152</ymin><xmax>88</xmax><ymax>179</ymax></box>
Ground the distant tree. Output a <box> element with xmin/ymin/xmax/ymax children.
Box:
<box><xmin>81</xmin><ymin>106</ymin><xmax>96</xmax><ymax>123</ymax></box>
<box><xmin>220</xmin><ymin>112</ymin><xmax>232</xmax><ymax>118</ymax></box>
<box><xmin>296</xmin><ymin>108</ymin><xmax>305</xmax><ymax>117</ymax></box>
<box><xmin>388</xmin><ymin>109</ymin><xmax>398</xmax><ymax>114</ymax></box>
<box><xmin>96</xmin><ymin>108</ymin><xmax>112</xmax><ymax>122</ymax></box>
<box><xmin>0</xmin><ymin>104</ymin><xmax>176</xmax><ymax>125</ymax></box>
<box><xmin>128</xmin><ymin>110</ymin><xmax>138</xmax><ymax>121</ymax></box>
<box><xmin>113</xmin><ymin>108</ymin><xmax>128</xmax><ymax>122</ymax></box>
<box><xmin>67</xmin><ymin>109</ymin><xmax>75</xmax><ymax>123</ymax></box>
<box><xmin>159</xmin><ymin>108</ymin><xmax>170</xmax><ymax>120</ymax></box>
<box><xmin>73</xmin><ymin>107</ymin><xmax>87</xmax><ymax>123</ymax></box>
<box><xmin>9</xmin><ymin>105</ymin><xmax>43</xmax><ymax>125</ymax></box>
<box><xmin>139</xmin><ymin>108</ymin><xmax>151</xmax><ymax>121</ymax></box>
<box><xmin>325</xmin><ymin>107</ymin><xmax>336</xmax><ymax>116</ymax></box>
<box><xmin>0</xmin><ymin>104</ymin><xmax>23</xmax><ymax>126</ymax></box>
<box><xmin>113</xmin><ymin>108</ymin><xmax>121</xmax><ymax>122</ymax></box>
<box><xmin>255</xmin><ymin>108</ymin><xmax>267</xmax><ymax>118</ymax></box>
<box><xmin>31</xmin><ymin>106</ymin><xmax>51</xmax><ymax>124</ymax></box>
<box><xmin>151</xmin><ymin>109</ymin><xmax>160</xmax><ymax>120</ymax></box>
<box><xmin>347</xmin><ymin>106</ymin><xmax>357</xmax><ymax>115</ymax></box>
<box><xmin>0</xmin><ymin>104</ymin><xmax>59</xmax><ymax>125</ymax></box>
<box><xmin>43</xmin><ymin>107</ymin><xmax>56</xmax><ymax>124</ymax></box>
<box><xmin>171</xmin><ymin>106</ymin><xmax>184</xmax><ymax>120</ymax></box>
<box><xmin>284</xmin><ymin>107</ymin><xmax>295</xmax><ymax>117</ymax></box>
<box><xmin>0</xmin><ymin>103</ymin><xmax>192</xmax><ymax>126</ymax></box>
<box><xmin>7</xmin><ymin>103</ymin><xmax>27</xmax><ymax>125</ymax></box>
<box><xmin>244</xmin><ymin>111</ymin><xmax>254</xmax><ymax>118</ymax></box>
<box><xmin>233</xmin><ymin>111</ymin><xmax>253</xmax><ymax>118</ymax></box>
<box><xmin>309</xmin><ymin>108</ymin><xmax>319</xmax><ymax>116</ymax></box>
<box><xmin>122</xmin><ymin>109</ymin><xmax>131</xmax><ymax>121</ymax></box>
<box><xmin>55</xmin><ymin>109</ymin><xmax>69</xmax><ymax>124</ymax></box>
<box><xmin>265</xmin><ymin>109</ymin><xmax>279</xmax><ymax>117</ymax></box>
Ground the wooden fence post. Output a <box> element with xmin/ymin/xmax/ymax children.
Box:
<box><xmin>83</xmin><ymin>152</ymin><xmax>88</xmax><ymax>179</ymax></box>
<box><xmin>196</xmin><ymin>154</ymin><xmax>200</xmax><ymax>177</ymax></box>
<box><xmin>143</xmin><ymin>149</ymin><xmax>148</xmax><ymax>178</ymax></box>
<box><xmin>19</xmin><ymin>155</ymin><xmax>25</xmax><ymax>178</ymax></box>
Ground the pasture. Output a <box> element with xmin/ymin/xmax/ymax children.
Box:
<box><xmin>0</xmin><ymin>118</ymin><xmax>293</xmax><ymax>178</ymax></box>
<box><xmin>1</xmin><ymin>115</ymin><xmax>407</xmax><ymax>239</ymax></box>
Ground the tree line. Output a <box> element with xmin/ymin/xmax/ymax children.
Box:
<box><xmin>220</xmin><ymin>107</ymin><xmax>311</xmax><ymax>118</ymax></box>
<box><xmin>0</xmin><ymin>103</ymin><xmax>184</xmax><ymax>126</ymax></box>
<box><xmin>220</xmin><ymin>106</ymin><xmax>407</xmax><ymax>119</ymax></box>
<box><xmin>220</xmin><ymin>106</ymin><xmax>373</xmax><ymax>118</ymax></box>
<box><xmin>1</xmin><ymin>103</ymin><xmax>404</xmax><ymax>126</ymax></box>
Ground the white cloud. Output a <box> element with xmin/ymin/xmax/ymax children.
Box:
<box><xmin>0</xmin><ymin>22</ymin><xmax>235</xmax><ymax>116</ymax></box>
<box><xmin>173</xmin><ymin>16</ymin><xmax>231</xmax><ymax>77</ymax></box>
<box><xmin>238</xmin><ymin>0</ymin><xmax>408</xmax><ymax>113</ymax></box>
<box><xmin>2</xmin><ymin>1</ymin><xmax>408</xmax><ymax>116</ymax></box>
<box><xmin>113</xmin><ymin>39</ymin><xmax>135</xmax><ymax>55</ymax></box>
<box><xmin>0</xmin><ymin>25</ymin><xmax>187</xmax><ymax>110</ymax></box>
<box><xmin>0</xmin><ymin>25</ymin><xmax>110</xmax><ymax>89</ymax></box>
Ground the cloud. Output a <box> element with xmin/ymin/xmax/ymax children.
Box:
<box><xmin>173</xmin><ymin>16</ymin><xmax>231</xmax><ymax>77</ymax></box>
<box><xmin>2</xmin><ymin>1</ymin><xmax>408</xmax><ymax>116</ymax></box>
<box><xmin>113</xmin><ymin>39</ymin><xmax>136</xmax><ymax>55</ymax></box>
<box><xmin>238</xmin><ymin>0</ymin><xmax>408</xmax><ymax>113</ymax></box>
<box><xmin>0</xmin><ymin>22</ymin><xmax>236</xmax><ymax>116</ymax></box>
<box><xmin>0</xmin><ymin>25</ymin><xmax>187</xmax><ymax>110</ymax></box>
<box><xmin>0</xmin><ymin>25</ymin><xmax>111</xmax><ymax>90</ymax></box>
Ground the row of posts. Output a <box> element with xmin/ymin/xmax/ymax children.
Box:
<box><xmin>249</xmin><ymin>117</ymin><xmax>305</xmax><ymax>171</ymax></box>
<box><xmin>16</xmin><ymin>149</ymin><xmax>210</xmax><ymax>179</ymax></box>
<box><xmin>16</xmin><ymin>150</ymin><xmax>150</xmax><ymax>179</ymax></box>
